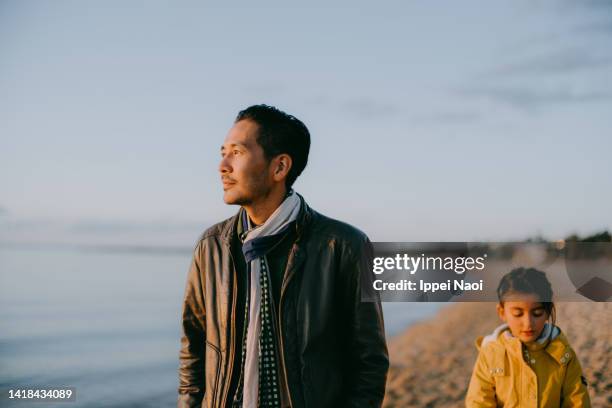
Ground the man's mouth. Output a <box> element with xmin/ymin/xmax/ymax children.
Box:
<box><xmin>222</xmin><ymin>180</ymin><xmax>236</xmax><ymax>190</ymax></box>
<box><xmin>522</xmin><ymin>330</ymin><xmax>535</xmax><ymax>337</ymax></box>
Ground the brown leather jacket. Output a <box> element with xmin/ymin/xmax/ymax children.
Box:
<box><xmin>178</xmin><ymin>196</ymin><xmax>389</xmax><ymax>407</ymax></box>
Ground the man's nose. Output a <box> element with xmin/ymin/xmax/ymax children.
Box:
<box><xmin>219</xmin><ymin>156</ymin><xmax>231</xmax><ymax>174</ymax></box>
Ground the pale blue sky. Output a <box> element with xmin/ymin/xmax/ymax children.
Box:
<box><xmin>1</xmin><ymin>0</ymin><xmax>611</xmax><ymax>246</ymax></box>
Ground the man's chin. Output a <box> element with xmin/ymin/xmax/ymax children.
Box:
<box><xmin>223</xmin><ymin>192</ymin><xmax>247</xmax><ymax>206</ymax></box>
<box><xmin>222</xmin><ymin>195</ymin><xmax>237</xmax><ymax>205</ymax></box>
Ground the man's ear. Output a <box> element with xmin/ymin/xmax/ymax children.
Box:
<box><xmin>496</xmin><ymin>303</ymin><xmax>506</xmax><ymax>321</ymax></box>
<box><xmin>272</xmin><ymin>154</ymin><xmax>292</xmax><ymax>183</ymax></box>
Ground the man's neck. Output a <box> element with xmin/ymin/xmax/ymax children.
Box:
<box><xmin>243</xmin><ymin>187</ymin><xmax>288</xmax><ymax>226</ymax></box>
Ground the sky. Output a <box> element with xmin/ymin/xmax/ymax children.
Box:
<box><xmin>1</xmin><ymin>0</ymin><xmax>611</xmax><ymax>247</ymax></box>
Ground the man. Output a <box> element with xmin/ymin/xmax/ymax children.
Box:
<box><xmin>178</xmin><ymin>105</ymin><xmax>388</xmax><ymax>408</ymax></box>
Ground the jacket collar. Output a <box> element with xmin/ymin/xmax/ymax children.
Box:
<box><xmin>219</xmin><ymin>192</ymin><xmax>314</xmax><ymax>246</ymax></box>
<box><xmin>499</xmin><ymin>326</ymin><xmax>571</xmax><ymax>365</ymax></box>
<box><xmin>477</xmin><ymin>323</ymin><xmax>508</xmax><ymax>350</ymax></box>
<box><xmin>543</xmin><ymin>332</ymin><xmax>572</xmax><ymax>365</ymax></box>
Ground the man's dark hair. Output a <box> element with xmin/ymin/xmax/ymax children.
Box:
<box><xmin>235</xmin><ymin>104</ymin><xmax>310</xmax><ymax>189</ymax></box>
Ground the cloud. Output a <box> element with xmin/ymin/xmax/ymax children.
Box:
<box><xmin>580</xmin><ymin>0</ymin><xmax>612</xmax><ymax>10</ymax></box>
<box><xmin>411</xmin><ymin>111</ymin><xmax>482</xmax><ymax>126</ymax></box>
<box><xmin>242</xmin><ymin>82</ymin><xmax>286</xmax><ymax>97</ymax></box>
<box><xmin>340</xmin><ymin>98</ymin><xmax>400</xmax><ymax>119</ymax></box>
<box><xmin>572</xmin><ymin>21</ymin><xmax>612</xmax><ymax>36</ymax></box>
<box><xmin>457</xmin><ymin>0</ymin><xmax>612</xmax><ymax>113</ymax></box>
<box><xmin>490</xmin><ymin>48</ymin><xmax>612</xmax><ymax>77</ymax></box>
<box><xmin>459</xmin><ymin>85</ymin><xmax>612</xmax><ymax>111</ymax></box>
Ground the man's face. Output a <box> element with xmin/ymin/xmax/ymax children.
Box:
<box><xmin>219</xmin><ymin>119</ymin><xmax>273</xmax><ymax>206</ymax></box>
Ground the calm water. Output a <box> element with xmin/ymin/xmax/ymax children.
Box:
<box><xmin>0</xmin><ymin>247</ymin><xmax>441</xmax><ymax>407</ymax></box>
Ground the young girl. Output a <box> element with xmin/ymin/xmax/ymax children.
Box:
<box><xmin>466</xmin><ymin>267</ymin><xmax>591</xmax><ymax>407</ymax></box>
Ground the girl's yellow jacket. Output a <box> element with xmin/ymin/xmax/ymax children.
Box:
<box><xmin>466</xmin><ymin>324</ymin><xmax>591</xmax><ymax>407</ymax></box>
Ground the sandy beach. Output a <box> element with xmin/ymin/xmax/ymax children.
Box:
<box><xmin>383</xmin><ymin>302</ymin><xmax>611</xmax><ymax>407</ymax></box>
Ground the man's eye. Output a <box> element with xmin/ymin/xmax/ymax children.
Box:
<box><xmin>512</xmin><ymin>313</ymin><xmax>522</xmax><ymax>317</ymax></box>
<box><xmin>532</xmin><ymin>311</ymin><xmax>544</xmax><ymax>317</ymax></box>
<box><xmin>233</xmin><ymin>150</ymin><xmax>241</xmax><ymax>155</ymax></box>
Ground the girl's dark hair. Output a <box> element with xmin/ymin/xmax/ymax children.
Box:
<box><xmin>497</xmin><ymin>267</ymin><xmax>556</xmax><ymax>326</ymax></box>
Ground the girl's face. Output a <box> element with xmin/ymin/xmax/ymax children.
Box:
<box><xmin>497</xmin><ymin>292</ymin><xmax>549</xmax><ymax>343</ymax></box>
